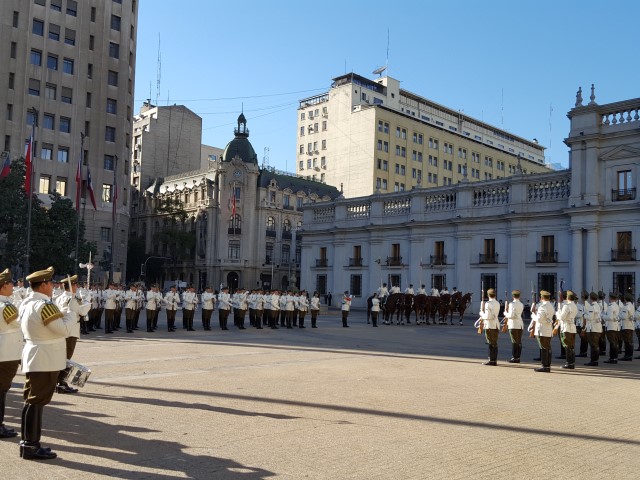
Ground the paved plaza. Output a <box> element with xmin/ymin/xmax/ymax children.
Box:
<box><xmin>1</xmin><ymin>308</ymin><xmax>639</xmax><ymax>479</ymax></box>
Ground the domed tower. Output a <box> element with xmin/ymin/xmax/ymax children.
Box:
<box><xmin>222</xmin><ymin>113</ymin><xmax>258</xmax><ymax>164</ymax></box>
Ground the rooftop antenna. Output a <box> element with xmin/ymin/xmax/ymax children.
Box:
<box><xmin>155</xmin><ymin>33</ymin><xmax>161</xmax><ymax>106</ymax></box>
<box><xmin>262</xmin><ymin>146</ymin><xmax>270</xmax><ymax>170</ymax></box>
<box><xmin>372</xmin><ymin>28</ymin><xmax>390</xmax><ymax>77</ymax></box>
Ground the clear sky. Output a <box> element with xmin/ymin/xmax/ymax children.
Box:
<box><xmin>134</xmin><ymin>0</ymin><xmax>639</xmax><ymax>172</ymax></box>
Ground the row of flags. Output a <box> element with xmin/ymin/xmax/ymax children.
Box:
<box><xmin>1</xmin><ymin>136</ymin><xmax>110</xmax><ymax>213</ymax></box>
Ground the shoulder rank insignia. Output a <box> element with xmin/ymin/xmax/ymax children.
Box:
<box><xmin>41</xmin><ymin>301</ymin><xmax>64</xmax><ymax>325</ymax></box>
<box><xmin>2</xmin><ymin>303</ymin><xmax>18</xmax><ymax>324</ymax></box>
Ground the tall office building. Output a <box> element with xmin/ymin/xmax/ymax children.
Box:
<box><xmin>0</xmin><ymin>0</ymin><xmax>138</xmax><ymax>282</ymax></box>
<box><xmin>296</xmin><ymin>73</ymin><xmax>551</xmax><ymax>198</ymax></box>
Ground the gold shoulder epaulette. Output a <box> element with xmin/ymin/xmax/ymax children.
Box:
<box><xmin>41</xmin><ymin>301</ymin><xmax>64</xmax><ymax>326</ymax></box>
<box><xmin>2</xmin><ymin>303</ymin><xmax>18</xmax><ymax>324</ymax></box>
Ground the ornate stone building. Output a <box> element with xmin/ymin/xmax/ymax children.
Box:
<box><xmin>130</xmin><ymin>114</ymin><xmax>340</xmax><ymax>290</ymax></box>
<box><xmin>300</xmin><ymin>90</ymin><xmax>639</xmax><ymax>307</ymax></box>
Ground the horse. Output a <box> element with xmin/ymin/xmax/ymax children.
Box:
<box><xmin>450</xmin><ymin>292</ymin><xmax>473</xmax><ymax>325</ymax></box>
<box><xmin>412</xmin><ymin>294</ymin><xmax>439</xmax><ymax>325</ymax></box>
<box><xmin>436</xmin><ymin>294</ymin><xmax>452</xmax><ymax>324</ymax></box>
<box><xmin>383</xmin><ymin>293</ymin><xmax>409</xmax><ymax>325</ymax></box>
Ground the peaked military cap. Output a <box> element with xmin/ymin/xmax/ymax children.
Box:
<box><xmin>61</xmin><ymin>274</ymin><xmax>78</xmax><ymax>284</ymax></box>
<box><xmin>26</xmin><ymin>266</ymin><xmax>55</xmax><ymax>283</ymax></box>
<box><xmin>624</xmin><ymin>293</ymin><xmax>633</xmax><ymax>302</ymax></box>
<box><xmin>512</xmin><ymin>290</ymin><xmax>521</xmax><ymax>296</ymax></box>
<box><xmin>487</xmin><ymin>288</ymin><xmax>496</xmax><ymax>295</ymax></box>
<box><xmin>608</xmin><ymin>291</ymin><xmax>618</xmax><ymax>299</ymax></box>
<box><xmin>567</xmin><ymin>290</ymin><xmax>578</xmax><ymax>301</ymax></box>
<box><xmin>589</xmin><ymin>292</ymin><xmax>598</xmax><ymax>300</ymax></box>
<box><xmin>539</xmin><ymin>290</ymin><xmax>551</xmax><ymax>298</ymax></box>
<box><xmin>0</xmin><ymin>268</ymin><xmax>12</xmax><ymax>285</ymax></box>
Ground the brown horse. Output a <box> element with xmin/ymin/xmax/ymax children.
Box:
<box><xmin>383</xmin><ymin>293</ymin><xmax>412</xmax><ymax>324</ymax></box>
<box><xmin>412</xmin><ymin>294</ymin><xmax>439</xmax><ymax>324</ymax></box>
<box><xmin>450</xmin><ymin>292</ymin><xmax>473</xmax><ymax>325</ymax></box>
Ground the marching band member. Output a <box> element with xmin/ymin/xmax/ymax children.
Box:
<box><xmin>255</xmin><ymin>289</ymin><xmax>265</xmax><ymax>329</ymax></box>
<box><xmin>145</xmin><ymin>284</ymin><xmax>162</xmax><ymax>332</ymax></box>
<box><xmin>602</xmin><ymin>292</ymin><xmax>621</xmax><ymax>364</ymax></box>
<box><xmin>236</xmin><ymin>288</ymin><xmax>248</xmax><ymax>330</ymax></box>
<box><xmin>284</xmin><ymin>291</ymin><xmax>295</xmax><ymax>329</ymax></box>
<box><xmin>341</xmin><ymin>291</ymin><xmax>352</xmax><ymax>328</ymax></box>
<box><xmin>217</xmin><ymin>286</ymin><xmax>231</xmax><ymax>330</ymax></box>
<box><xmin>201</xmin><ymin>286</ymin><xmax>215</xmax><ymax>331</ymax></box>
<box><xmin>182</xmin><ymin>285</ymin><xmax>198</xmax><ymax>331</ymax></box>
<box><xmin>124</xmin><ymin>284</ymin><xmax>139</xmax><ymax>333</ymax></box>
<box><xmin>555</xmin><ymin>291</ymin><xmax>578</xmax><ymax>369</ymax></box>
<box><xmin>619</xmin><ymin>293</ymin><xmax>635</xmax><ymax>361</ymax></box>
<box><xmin>0</xmin><ymin>269</ymin><xmax>22</xmax><ymax>439</ymax></box>
<box><xmin>583</xmin><ymin>292</ymin><xmax>603</xmax><ymax>366</ymax></box>
<box><xmin>54</xmin><ymin>275</ymin><xmax>91</xmax><ymax>393</ymax></box>
<box><xmin>478</xmin><ymin>288</ymin><xmax>500</xmax><ymax>366</ymax></box>
<box><xmin>19</xmin><ymin>267</ymin><xmax>74</xmax><ymax>460</ymax></box>
<box><xmin>504</xmin><ymin>290</ymin><xmax>524</xmax><ymax>363</ymax></box>
<box><xmin>268</xmin><ymin>290</ymin><xmax>280</xmax><ymax>329</ymax></box>
<box><xmin>575</xmin><ymin>291</ymin><xmax>589</xmax><ymax>357</ymax></box>
<box><xmin>102</xmin><ymin>283</ymin><xmax>118</xmax><ymax>334</ymax></box>
<box><xmin>310</xmin><ymin>291</ymin><xmax>320</xmax><ymax>328</ymax></box>
<box><xmin>530</xmin><ymin>290</ymin><xmax>555</xmax><ymax>372</ymax></box>
<box><xmin>370</xmin><ymin>293</ymin><xmax>380</xmax><ymax>327</ymax></box>
<box><xmin>297</xmin><ymin>291</ymin><xmax>309</xmax><ymax>328</ymax></box>
<box><xmin>164</xmin><ymin>286</ymin><xmax>180</xmax><ymax>332</ymax></box>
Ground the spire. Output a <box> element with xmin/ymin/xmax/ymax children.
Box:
<box><xmin>588</xmin><ymin>84</ymin><xmax>597</xmax><ymax>105</ymax></box>
<box><xmin>234</xmin><ymin>113</ymin><xmax>249</xmax><ymax>137</ymax></box>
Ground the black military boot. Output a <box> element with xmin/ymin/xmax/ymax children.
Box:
<box><xmin>483</xmin><ymin>345</ymin><xmax>497</xmax><ymax>366</ymax></box>
<box><xmin>0</xmin><ymin>391</ymin><xmax>17</xmax><ymax>438</ymax></box>
<box><xmin>508</xmin><ymin>343</ymin><xmax>519</xmax><ymax>363</ymax></box>
<box><xmin>535</xmin><ymin>350</ymin><xmax>551</xmax><ymax>372</ymax></box>
<box><xmin>20</xmin><ymin>404</ymin><xmax>56</xmax><ymax>460</ymax></box>
<box><xmin>585</xmin><ymin>348</ymin><xmax>599</xmax><ymax>366</ymax></box>
<box><xmin>562</xmin><ymin>348</ymin><xmax>575</xmax><ymax>369</ymax></box>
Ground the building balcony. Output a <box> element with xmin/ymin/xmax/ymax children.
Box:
<box><xmin>612</xmin><ymin>188</ymin><xmax>636</xmax><ymax>201</ymax></box>
<box><xmin>315</xmin><ymin>259</ymin><xmax>328</xmax><ymax>268</ymax></box>
<box><xmin>283</xmin><ymin>205</ymin><xmax>294</xmax><ymax>211</ymax></box>
<box><xmin>282</xmin><ymin>231</ymin><xmax>292</xmax><ymax>240</ymax></box>
<box><xmin>228</xmin><ymin>228</ymin><xmax>241</xmax><ymax>235</ymax></box>
<box><xmin>386</xmin><ymin>256</ymin><xmax>403</xmax><ymax>267</ymax></box>
<box><xmin>536</xmin><ymin>251</ymin><xmax>557</xmax><ymax>263</ymax></box>
<box><xmin>348</xmin><ymin>257</ymin><xmax>363</xmax><ymax>267</ymax></box>
<box><xmin>611</xmin><ymin>249</ymin><xmax>636</xmax><ymax>261</ymax></box>
<box><xmin>479</xmin><ymin>253</ymin><xmax>499</xmax><ymax>264</ymax></box>
<box><xmin>430</xmin><ymin>255</ymin><xmax>447</xmax><ymax>266</ymax></box>
<box><xmin>265</xmin><ymin>229</ymin><xmax>276</xmax><ymax>238</ymax></box>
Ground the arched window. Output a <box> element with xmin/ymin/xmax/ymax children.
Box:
<box><xmin>228</xmin><ymin>214</ymin><xmax>241</xmax><ymax>234</ymax></box>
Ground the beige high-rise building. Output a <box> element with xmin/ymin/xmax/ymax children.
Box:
<box><xmin>131</xmin><ymin>102</ymin><xmax>204</xmax><ymax>194</ymax></box>
<box><xmin>0</xmin><ymin>0</ymin><xmax>138</xmax><ymax>282</ymax></box>
<box><xmin>296</xmin><ymin>73</ymin><xmax>551</xmax><ymax>198</ymax></box>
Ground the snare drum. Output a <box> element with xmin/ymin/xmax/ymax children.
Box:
<box><xmin>64</xmin><ymin>360</ymin><xmax>91</xmax><ymax>388</ymax></box>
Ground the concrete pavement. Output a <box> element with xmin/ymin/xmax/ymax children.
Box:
<box><xmin>1</xmin><ymin>308</ymin><xmax>639</xmax><ymax>479</ymax></box>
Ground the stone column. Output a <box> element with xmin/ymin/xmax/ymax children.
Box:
<box><xmin>585</xmin><ymin>228</ymin><xmax>599</xmax><ymax>293</ymax></box>
<box><xmin>571</xmin><ymin>228</ymin><xmax>584</xmax><ymax>293</ymax></box>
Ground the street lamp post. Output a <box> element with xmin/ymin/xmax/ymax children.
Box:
<box><xmin>141</xmin><ymin>256</ymin><xmax>169</xmax><ymax>282</ymax></box>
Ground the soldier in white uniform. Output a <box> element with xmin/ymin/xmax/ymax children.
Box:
<box><xmin>0</xmin><ymin>269</ymin><xmax>22</xmax><ymax>439</ymax></box>
<box><xmin>102</xmin><ymin>283</ymin><xmax>118</xmax><ymax>334</ymax></box>
<box><xmin>341</xmin><ymin>291</ymin><xmax>352</xmax><ymax>328</ymax></box>
<box><xmin>284</xmin><ymin>292</ymin><xmax>295</xmax><ymax>329</ymax></box>
<box><xmin>11</xmin><ymin>278</ymin><xmax>27</xmax><ymax>309</ymax></box>
<box><xmin>377</xmin><ymin>283</ymin><xmax>389</xmax><ymax>308</ymax></box>
<box><xmin>201</xmin><ymin>287</ymin><xmax>216</xmax><ymax>331</ymax></box>
<box><xmin>297</xmin><ymin>291</ymin><xmax>309</xmax><ymax>328</ymax></box>
<box><xmin>19</xmin><ymin>266</ymin><xmax>75</xmax><ymax>460</ymax></box>
<box><xmin>390</xmin><ymin>285</ymin><xmax>401</xmax><ymax>295</ymax></box>
<box><xmin>417</xmin><ymin>285</ymin><xmax>427</xmax><ymax>295</ymax></box>
<box><xmin>370</xmin><ymin>293</ymin><xmax>380</xmax><ymax>327</ymax></box>
<box><xmin>575</xmin><ymin>291</ymin><xmax>589</xmax><ymax>357</ymax></box>
<box><xmin>404</xmin><ymin>284</ymin><xmax>415</xmax><ymax>295</ymax></box>
<box><xmin>602</xmin><ymin>292</ymin><xmax>621</xmax><ymax>364</ymax></box>
<box><xmin>430</xmin><ymin>287</ymin><xmax>440</xmax><ymax>297</ymax></box>
<box><xmin>54</xmin><ymin>275</ymin><xmax>91</xmax><ymax>393</ymax></box>
<box><xmin>268</xmin><ymin>290</ymin><xmax>281</xmax><ymax>329</ymax></box>
<box><xmin>583</xmin><ymin>292</ymin><xmax>603</xmax><ymax>366</ymax></box>
<box><xmin>124</xmin><ymin>284</ymin><xmax>139</xmax><ymax>333</ymax></box>
<box><xmin>164</xmin><ymin>286</ymin><xmax>180</xmax><ymax>332</ymax></box>
<box><xmin>503</xmin><ymin>289</ymin><xmax>524</xmax><ymax>363</ymax></box>
<box><xmin>145</xmin><ymin>284</ymin><xmax>162</xmax><ymax>332</ymax></box>
<box><xmin>310</xmin><ymin>291</ymin><xmax>321</xmax><ymax>328</ymax></box>
<box><xmin>182</xmin><ymin>286</ymin><xmax>198</xmax><ymax>331</ymax></box>
<box><xmin>529</xmin><ymin>290</ymin><xmax>555</xmax><ymax>372</ymax></box>
<box><xmin>217</xmin><ymin>286</ymin><xmax>231</xmax><ymax>330</ymax></box>
<box><xmin>619</xmin><ymin>293</ymin><xmax>635</xmax><ymax>361</ymax></box>
<box><xmin>555</xmin><ymin>291</ymin><xmax>578</xmax><ymax>369</ymax></box>
<box><xmin>478</xmin><ymin>288</ymin><xmax>500</xmax><ymax>366</ymax></box>
<box><xmin>235</xmin><ymin>288</ymin><xmax>248</xmax><ymax>330</ymax></box>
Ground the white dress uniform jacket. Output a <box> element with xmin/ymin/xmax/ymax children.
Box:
<box><xmin>0</xmin><ymin>294</ymin><xmax>23</xmax><ymax>362</ymax></box>
<box><xmin>602</xmin><ymin>302</ymin><xmax>620</xmax><ymax>331</ymax></box>
<box><xmin>480</xmin><ymin>298</ymin><xmax>500</xmax><ymax>330</ymax></box>
<box><xmin>201</xmin><ymin>292</ymin><xmax>215</xmax><ymax>310</ymax></box>
<box><xmin>310</xmin><ymin>296</ymin><xmax>320</xmax><ymax>311</ymax></box>
<box><xmin>20</xmin><ymin>292</ymin><xmax>74</xmax><ymax>372</ymax></box>
<box><xmin>164</xmin><ymin>291</ymin><xmax>180</xmax><ymax>311</ymax></box>
<box><xmin>124</xmin><ymin>289</ymin><xmax>138</xmax><ymax>310</ymax></box>
<box><xmin>556</xmin><ymin>301</ymin><xmax>578</xmax><ymax>333</ymax></box>
<box><xmin>217</xmin><ymin>292</ymin><xmax>231</xmax><ymax>311</ymax></box>
<box><xmin>531</xmin><ymin>301</ymin><xmax>555</xmax><ymax>337</ymax></box>
<box><xmin>182</xmin><ymin>291</ymin><xmax>197</xmax><ymax>311</ymax></box>
<box><xmin>55</xmin><ymin>291</ymin><xmax>91</xmax><ymax>339</ymax></box>
<box><xmin>583</xmin><ymin>301</ymin><xmax>602</xmax><ymax>333</ymax></box>
<box><xmin>620</xmin><ymin>301</ymin><xmax>635</xmax><ymax>331</ymax></box>
<box><xmin>504</xmin><ymin>299</ymin><xmax>524</xmax><ymax>329</ymax></box>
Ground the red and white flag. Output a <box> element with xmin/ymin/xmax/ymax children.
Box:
<box><xmin>0</xmin><ymin>153</ymin><xmax>10</xmax><ymax>178</ymax></box>
<box><xmin>86</xmin><ymin>167</ymin><xmax>97</xmax><ymax>210</ymax></box>
<box><xmin>24</xmin><ymin>136</ymin><xmax>33</xmax><ymax>194</ymax></box>
<box><xmin>75</xmin><ymin>159</ymin><xmax>82</xmax><ymax>211</ymax></box>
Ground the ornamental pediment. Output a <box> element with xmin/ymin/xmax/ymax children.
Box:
<box><xmin>600</xmin><ymin>144</ymin><xmax>640</xmax><ymax>161</ymax></box>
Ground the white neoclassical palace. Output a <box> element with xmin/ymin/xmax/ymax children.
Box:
<box><xmin>300</xmin><ymin>91</ymin><xmax>640</xmax><ymax>307</ymax></box>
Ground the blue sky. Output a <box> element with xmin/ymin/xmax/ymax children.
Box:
<box><xmin>134</xmin><ymin>0</ymin><xmax>639</xmax><ymax>171</ymax></box>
